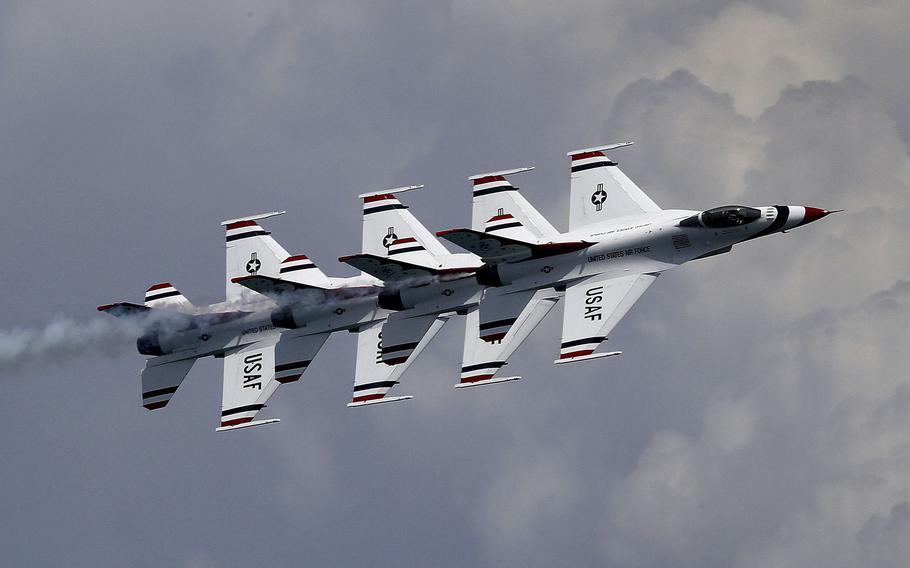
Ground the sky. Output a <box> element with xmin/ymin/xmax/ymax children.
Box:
<box><xmin>1</xmin><ymin>1</ymin><xmax>909</xmax><ymax>566</ymax></box>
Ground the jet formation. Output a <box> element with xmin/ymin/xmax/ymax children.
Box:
<box><xmin>99</xmin><ymin>143</ymin><xmax>837</xmax><ymax>431</ymax></box>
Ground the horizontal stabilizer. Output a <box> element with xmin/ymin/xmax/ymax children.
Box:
<box><xmin>553</xmin><ymin>351</ymin><xmax>622</xmax><ymax>365</ymax></box>
<box><xmin>97</xmin><ymin>302</ymin><xmax>151</xmax><ymax>317</ymax></box>
<box><xmin>346</xmin><ymin>395</ymin><xmax>413</xmax><ymax>408</ymax></box>
<box><xmin>437</xmin><ymin>227</ymin><xmax>590</xmax><ymax>263</ymax></box>
<box><xmin>231</xmin><ymin>274</ymin><xmax>329</xmax><ymax>300</ymax></box>
<box><xmin>215</xmin><ymin>418</ymin><xmax>280</xmax><ymax>432</ymax></box>
<box><xmin>340</xmin><ymin>253</ymin><xmax>447</xmax><ymax>283</ymax></box>
<box><xmin>454</xmin><ymin>375</ymin><xmax>520</xmax><ymax>389</ymax></box>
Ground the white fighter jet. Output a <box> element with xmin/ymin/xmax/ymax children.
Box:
<box><xmin>99</xmin><ymin>212</ymin><xmax>438</xmax><ymax>431</ymax></box>
<box><xmin>432</xmin><ymin>142</ymin><xmax>838</xmax><ymax>386</ymax></box>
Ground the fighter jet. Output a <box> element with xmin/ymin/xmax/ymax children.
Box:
<box><xmin>434</xmin><ymin>143</ymin><xmax>837</xmax><ymax>385</ymax></box>
<box><xmin>336</xmin><ymin>185</ymin><xmax>484</xmax><ymax>402</ymax></box>
<box><xmin>98</xmin><ymin>212</ymin><xmax>437</xmax><ymax>430</ymax></box>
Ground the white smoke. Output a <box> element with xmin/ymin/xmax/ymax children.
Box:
<box><xmin>0</xmin><ymin>316</ymin><xmax>148</xmax><ymax>375</ymax></box>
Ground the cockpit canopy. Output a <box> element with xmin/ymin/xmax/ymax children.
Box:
<box><xmin>679</xmin><ymin>206</ymin><xmax>762</xmax><ymax>229</ymax></box>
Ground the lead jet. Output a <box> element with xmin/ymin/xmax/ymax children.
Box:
<box><xmin>99</xmin><ymin>212</ymin><xmax>435</xmax><ymax>430</ymax></box>
<box><xmin>437</xmin><ymin>143</ymin><xmax>837</xmax><ymax>385</ymax></box>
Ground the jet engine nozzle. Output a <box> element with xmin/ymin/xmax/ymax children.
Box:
<box><xmin>378</xmin><ymin>290</ymin><xmax>406</xmax><ymax>311</ymax></box>
<box><xmin>476</xmin><ymin>264</ymin><xmax>506</xmax><ymax>287</ymax></box>
<box><xmin>270</xmin><ymin>306</ymin><xmax>298</xmax><ymax>329</ymax></box>
<box><xmin>137</xmin><ymin>332</ymin><xmax>166</xmax><ymax>356</ymax></box>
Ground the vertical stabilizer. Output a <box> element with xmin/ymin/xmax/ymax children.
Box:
<box><xmin>222</xmin><ymin>211</ymin><xmax>289</xmax><ymax>303</ymax></box>
<box><xmin>360</xmin><ymin>186</ymin><xmax>452</xmax><ymax>267</ymax></box>
<box><xmin>144</xmin><ymin>282</ymin><xmax>195</xmax><ymax>312</ymax></box>
<box><xmin>469</xmin><ymin>168</ymin><xmax>558</xmax><ymax>240</ymax></box>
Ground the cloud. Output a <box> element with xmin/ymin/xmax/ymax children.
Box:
<box><xmin>1</xmin><ymin>2</ymin><xmax>910</xmax><ymax>567</ymax></box>
<box><xmin>604</xmin><ymin>279</ymin><xmax>910</xmax><ymax>567</ymax></box>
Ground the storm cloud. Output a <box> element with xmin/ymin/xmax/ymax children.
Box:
<box><xmin>1</xmin><ymin>1</ymin><xmax>908</xmax><ymax>567</ymax></box>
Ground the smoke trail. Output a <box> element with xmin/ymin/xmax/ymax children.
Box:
<box><xmin>0</xmin><ymin>316</ymin><xmax>146</xmax><ymax>375</ymax></box>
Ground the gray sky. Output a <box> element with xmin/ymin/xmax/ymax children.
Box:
<box><xmin>2</xmin><ymin>1</ymin><xmax>909</xmax><ymax>566</ymax></box>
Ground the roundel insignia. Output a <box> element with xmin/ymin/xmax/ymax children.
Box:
<box><xmin>591</xmin><ymin>184</ymin><xmax>607</xmax><ymax>212</ymax></box>
<box><xmin>246</xmin><ymin>252</ymin><xmax>261</xmax><ymax>274</ymax></box>
<box><xmin>334</xmin><ymin>307</ymin><xmax>346</xmax><ymax>315</ymax></box>
<box><xmin>382</xmin><ymin>227</ymin><xmax>398</xmax><ymax>249</ymax></box>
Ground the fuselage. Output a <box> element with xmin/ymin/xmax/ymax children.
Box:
<box><xmin>477</xmin><ymin>205</ymin><xmax>832</xmax><ymax>292</ymax></box>
<box><xmin>139</xmin><ymin>205</ymin><xmax>831</xmax><ymax>362</ymax></box>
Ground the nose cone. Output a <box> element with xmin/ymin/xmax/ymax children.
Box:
<box><xmin>800</xmin><ymin>206</ymin><xmax>840</xmax><ymax>226</ymax></box>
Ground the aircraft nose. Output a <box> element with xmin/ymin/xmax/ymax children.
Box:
<box><xmin>801</xmin><ymin>206</ymin><xmax>839</xmax><ymax>225</ymax></box>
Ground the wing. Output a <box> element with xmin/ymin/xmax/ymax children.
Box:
<box><xmin>437</xmin><ymin>228</ymin><xmax>589</xmax><ymax>264</ymax></box>
<box><xmin>556</xmin><ymin>273</ymin><xmax>658</xmax><ymax>363</ymax></box>
<box><xmin>457</xmin><ymin>288</ymin><xmax>560</xmax><ymax>387</ymax></box>
<box><xmin>273</xmin><ymin>330</ymin><xmax>331</xmax><ymax>384</ymax></box>
<box><xmin>568</xmin><ymin>143</ymin><xmax>661</xmax><ymax>230</ymax></box>
<box><xmin>348</xmin><ymin>316</ymin><xmax>448</xmax><ymax>407</ymax></box>
<box><xmin>140</xmin><ymin>356</ymin><xmax>196</xmax><ymax>410</ymax></box>
<box><xmin>217</xmin><ymin>339</ymin><xmax>282</xmax><ymax>431</ymax></box>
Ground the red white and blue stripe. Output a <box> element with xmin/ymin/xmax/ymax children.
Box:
<box><xmin>225</xmin><ymin>220</ymin><xmax>269</xmax><ymax>242</ymax></box>
<box><xmin>280</xmin><ymin>254</ymin><xmax>317</xmax><ymax>274</ymax></box>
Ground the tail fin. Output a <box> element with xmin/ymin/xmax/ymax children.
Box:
<box><xmin>469</xmin><ymin>168</ymin><xmax>558</xmax><ymax>240</ymax></box>
<box><xmin>222</xmin><ymin>211</ymin><xmax>290</xmax><ymax>303</ymax></box>
<box><xmin>144</xmin><ymin>282</ymin><xmax>195</xmax><ymax>312</ymax></box>
<box><xmin>360</xmin><ymin>185</ymin><xmax>453</xmax><ymax>267</ymax></box>
<box><xmin>567</xmin><ymin>142</ymin><xmax>660</xmax><ymax>229</ymax></box>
